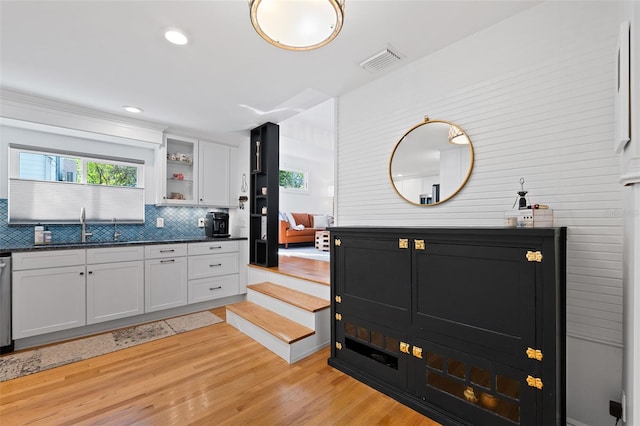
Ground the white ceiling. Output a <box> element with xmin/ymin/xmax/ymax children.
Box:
<box><xmin>0</xmin><ymin>0</ymin><xmax>539</xmax><ymax>145</ymax></box>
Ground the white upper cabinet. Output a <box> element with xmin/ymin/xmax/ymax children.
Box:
<box><xmin>157</xmin><ymin>134</ymin><xmax>237</xmax><ymax>207</ymax></box>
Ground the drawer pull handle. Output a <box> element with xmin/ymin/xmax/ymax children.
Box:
<box><xmin>210</xmin><ymin>263</ymin><xmax>222</xmax><ymax>267</ymax></box>
<box><xmin>79</xmin><ymin>272</ymin><xmax>84</xmax><ymax>276</ymax></box>
<box><xmin>160</xmin><ymin>259</ymin><xmax>175</xmax><ymax>263</ymax></box>
<box><xmin>209</xmin><ymin>286</ymin><xmax>222</xmax><ymax>291</ymax></box>
<box><xmin>160</xmin><ymin>249</ymin><xmax>175</xmax><ymax>253</ymax></box>
<box><xmin>210</xmin><ymin>246</ymin><xmax>223</xmax><ymax>250</ymax></box>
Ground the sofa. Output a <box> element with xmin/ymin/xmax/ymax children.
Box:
<box><xmin>279</xmin><ymin>212</ymin><xmax>329</xmax><ymax>248</ymax></box>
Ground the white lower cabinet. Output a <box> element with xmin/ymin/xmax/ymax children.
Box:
<box><xmin>12</xmin><ymin>250</ymin><xmax>87</xmax><ymax>339</ymax></box>
<box><xmin>86</xmin><ymin>260</ymin><xmax>144</xmax><ymax>324</ymax></box>
<box><xmin>188</xmin><ymin>274</ymin><xmax>239</xmax><ymax>304</ymax></box>
<box><xmin>86</xmin><ymin>247</ymin><xmax>144</xmax><ymax>325</ymax></box>
<box><xmin>144</xmin><ymin>244</ymin><xmax>188</xmax><ymax>312</ymax></box>
<box><xmin>187</xmin><ymin>241</ymin><xmax>240</xmax><ymax>303</ymax></box>
<box><xmin>11</xmin><ymin>240</ymin><xmax>245</xmax><ymax>340</ymax></box>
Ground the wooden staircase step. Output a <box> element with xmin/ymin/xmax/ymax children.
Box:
<box><xmin>226</xmin><ymin>301</ymin><xmax>315</xmax><ymax>344</ymax></box>
<box><xmin>248</xmin><ymin>282</ymin><xmax>330</xmax><ymax>313</ymax></box>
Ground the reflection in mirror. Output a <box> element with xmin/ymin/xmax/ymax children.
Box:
<box><xmin>389</xmin><ymin>118</ymin><xmax>474</xmax><ymax>206</ymax></box>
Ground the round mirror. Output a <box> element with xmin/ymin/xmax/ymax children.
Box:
<box><xmin>389</xmin><ymin>117</ymin><xmax>474</xmax><ymax>205</ymax></box>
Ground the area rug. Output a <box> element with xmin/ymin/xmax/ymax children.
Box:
<box><xmin>279</xmin><ymin>246</ymin><xmax>330</xmax><ymax>262</ymax></box>
<box><xmin>0</xmin><ymin>310</ymin><xmax>222</xmax><ymax>382</ymax></box>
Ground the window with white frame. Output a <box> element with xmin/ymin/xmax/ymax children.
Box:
<box><xmin>279</xmin><ymin>169</ymin><xmax>308</xmax><ymax>192</ymax></box>
<box><xmin>8</xmin><ymin>146</ymin><xmax>145</xmax><ymax>224</ymax></box>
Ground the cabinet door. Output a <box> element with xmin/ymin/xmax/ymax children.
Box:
<box><xmin>198</xmin><ymin>141</ymin><xmax>229</xmax><ymax>206</ymax></box>
<box><xmin>334</xmin><ymin>313</ymin><xmax>409</xmax><ymax>390</ymax></box>
<box><xmin>87</xmin><ymin>261</ymin><xmax>144</xmax><ymax>324</ymax></box>
<box><xmin>334</xmin><ymin>235</ymin><xmax>411</xmax><ymax>327</ymax></box>
<box><xmin>412</xmin><ymin>241</ymin><xmax>537</xmax><ymax>370</ymax></box>
<box><xmin>411</xmin><ymin>338</ymin><xmax>538</xmax><ymax>426</ymax></box>
<box><xmin>12</xmin><ymin>265</ymin><xmax>86</xmax><ymax>338</ymax></box>
<box><xmin>145</xmin><ymin>257</ymin><xmax>188</xmax><ymax>312</ymax></box>
<box><xmin>162</xmin><ymin>135</ymin><xmax>198</xmax><ymax>205</ymax></box>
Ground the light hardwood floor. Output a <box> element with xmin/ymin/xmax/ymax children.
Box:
<box><xmin>0</xmin><ymin>306</ymin><xmax>440</xmax><ymax>425</ymax></box>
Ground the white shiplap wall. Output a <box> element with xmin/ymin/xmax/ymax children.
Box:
<box><xmin>337</xmin><ymin>2</ymin><xmax>623</xmax><ymax>347</ymax></box>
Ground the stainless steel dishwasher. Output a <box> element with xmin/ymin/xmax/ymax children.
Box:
<box><xmin>0</xmin><ymin>253</ymin><xmax>13</xmax><ymax>353</ymax></box>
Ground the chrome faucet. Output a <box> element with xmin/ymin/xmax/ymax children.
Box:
<box><xmin>80</xmin><ymin>207</ymin><xmax>92</xmax><ymax>243</ymax></box>
<box><xmin>113</xmin><ymin>218</ymin><xmax>122</xmax><ymax>241</ymax></box>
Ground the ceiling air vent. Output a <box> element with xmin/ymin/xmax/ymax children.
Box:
<box><xmin>359</xmin><ymin>48</ymin><xmax>402</xmax><ymax>72</ymax></box>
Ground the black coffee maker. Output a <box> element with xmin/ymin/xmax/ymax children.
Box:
<box><xmin>205</xmin><ymin>212</ymin><xmax>229</xmax><ymax>238</ymax></box>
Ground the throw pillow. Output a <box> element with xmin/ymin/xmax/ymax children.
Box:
<box><xmin>313</xmin><ymin>214</ymin><xmax>329</xmax><ymax>229</ymax></box>
<box><xmin>285</xmin><ymin>212</ymin><xmax>297</xmax><ymax>228</ymax></box>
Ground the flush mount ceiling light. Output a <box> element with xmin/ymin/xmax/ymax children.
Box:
<box><xmin>249</xmin><ymin>0</ymin><xmax>345</xmax><ymax>51</ymax></box>
<box><xmin>123</xmin><ymin>105</ymin><xmax>144</xmax><ymax>114</ymax></box>
<box><xmin>164</xmin><ymin>29</ymin><xmax>189</xmax><ymax>45</ymax></box>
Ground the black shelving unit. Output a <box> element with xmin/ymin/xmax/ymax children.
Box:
<box><xmin>249</xmin><ymin>122</ymin><xmax>279</xmax><ymax>267</ymax></box>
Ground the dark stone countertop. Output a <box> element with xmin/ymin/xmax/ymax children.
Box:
<box><xmin>3</xmin><ymin>236</ymin><xmax>247</xmax><ymax>253</ymax></box>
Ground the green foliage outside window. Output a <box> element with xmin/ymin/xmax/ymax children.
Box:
<box><xmin>86</xmin><ymin>162</ymin><xmax>137</xmax><ymax>187</ymax></box>
<box><xmin>279</xmin><ymin>170</ymin><xmax>306</xmax><ymax>190</ymax></box>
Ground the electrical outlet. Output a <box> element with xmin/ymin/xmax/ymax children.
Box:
<box><xmin>610</xmin><ymin>400</ymin><xmax>622</xmax><ymax>420</ymax></box>
<box><xmin>198</xmin><ymin>218</ymin><xmax>205</xmax><ymax>228</ymax></box>
<box><xmin>156</xmin><ymin>217</ymin><xmax>164</xmax><ymax>228</ymax></box>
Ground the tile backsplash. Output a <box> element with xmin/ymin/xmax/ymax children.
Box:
<box><xmin>0</xmin><ymin>199</ymin><xmax>225</xmax><ymax>249</ymax></box>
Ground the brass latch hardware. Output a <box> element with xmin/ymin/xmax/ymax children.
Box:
<box><xmin>526</xmin><ymin>251</ymin><xmax>543</xmax><ymax>262</ymax></box>
<box><xmin>526</xmin><ymin>347</ymin><xmax>543</xmax><ymax>361</ymax></box>
<box><xmin>399</xmin><ymin>239</ymin><xmax>409</xmax><ymax>249</ymax></box>
<box><xmin>399</xmin><ymin>342</ymin><xmax>410</xmax><ymax>354</ymax></box>
<box><xmin>415</xmin><ymin>240</ymin><xmax>425</xmax><ymax>250</ymax></box>
<box><xmin>335</xmin><ymin>239</ymin><xmax>342</xmax><ymax>247</ymax></box>
<box><xmin>335</xmin><ymin>295</ymin><xmax>342</xmax><ymax>303</ymax></box>
<box><xmin>526</xmin><ymin>375</ymin><xmax>543</xmax><ymax>389</ymax></box>
<box><xmin>412</xmin><ymin>346</ymin><xmax>423</xmax><ymax>359</ymax></box>
<box><xmin>335</xmin><ymin>342</ymin><xmax>342</xmax><ymax>350</ymax></box>
<box><xmin>335</xmin><ymin>313</ymin><xmax>342</xmax><ymax>321</ymax></box>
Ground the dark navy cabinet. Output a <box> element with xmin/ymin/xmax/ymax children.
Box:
<box><xmin>329</xmin><ymin>227</ymin><xmax>566</xmax><ymax>426</ymax></box>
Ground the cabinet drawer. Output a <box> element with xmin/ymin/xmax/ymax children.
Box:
<box><xmin>145</xmin><ymin>244</ymin><xmax>188</xmax><ymax>259</ymax></box>
<box><xmin>188</xmin><ymin>274</ymin><xmax>239</xmax><ymax>303</ymax></box>
<box><xmin>12</xmin><ymin>249</ymin><xmax>86</xmax><ymax>270</ymax></box>
<box><xmin>188</xmin><ymin>253</ymin><xmax>238</xmax><ymax>280</ymax></box>
<box><xmin>87</xmin><ymin>246</ymin><xmax>144</xmax><ymax>264</ymax></box>
<box><xmin>188</xmin><ymin>241</ymin><xmax>238</xmax><ymax>256</ymax></box>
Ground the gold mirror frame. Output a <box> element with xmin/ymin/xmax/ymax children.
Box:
<box><xmin>389</xmin><ymin>117</ymin><xmax>474</xmax><ymax>206</ymax></box>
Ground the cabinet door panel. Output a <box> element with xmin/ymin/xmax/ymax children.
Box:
<box><xmin>335</xmin><ymin>236</ymin><xmax>411</xmax><ymax>327</ymax></box>
<box><xmin>12</xmin><ymin>266</ymin><xmax>86</xmax><ymax>338</ymax></box>
<box><xmin>413</xmin><ymin>242</ymin><xmax>537</xmax><ymax>369</ymax></box>
<box><xmin>335</xmin><ymin>314</ymin><xmax>409</xmax><ymax>389</ymax></box>
<box><xmin>412</xmin><ymin>338</ymin><xmax>538</xmax><ymax>426</ymax></box>
<box><xmin>199</xmin><ymin>141</ymin><xmax>229</xmax><ymax>206</ymax></box>
<box><xmin>145</xmin><ymin>257</ymin><xmax>188</xmax><ymax>312</ymax></box>
<box><xmin>87</xmin><ymin>261</ymin><xmax>144</xmax><ymax>324</ymax></box>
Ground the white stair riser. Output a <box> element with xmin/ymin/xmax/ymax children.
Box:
<box><xmin>247</xmin><ymin>289</ymin><xmax>317</xmax><ymax>330</ymax></box>
<box><xmin>248</xmin><ymin>267</ymin><xmax>329</xmax><ymax>300</ymax></box>
<box><xmin>226</xmin><ymin>309</ymin><xmax>329</xmax><ymax>364</ymax></box>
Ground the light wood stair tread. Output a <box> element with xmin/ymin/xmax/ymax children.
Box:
<box><xmin>249</xmin><ymin>282</ymin><xmax>330</xmax><ymax>313</ymax></box>
<box><xmin>226</xmin><ymin>301</ymin><xmax>315</xmax><ymax>344</ymax></box>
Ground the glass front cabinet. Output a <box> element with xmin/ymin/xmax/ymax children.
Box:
<box><xmin>156</xmin><ymin>134</ymin><xmax>237</xmax><ymax>207</ymax></box>
<box><xmin>329</xmin><ymin>227</ymin><xmax>566</xmax><ymax>426</ymax></box>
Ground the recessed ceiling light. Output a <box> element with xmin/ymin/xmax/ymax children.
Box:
<box><xmin>123</xmin><ymin>106</ymin><xmax>143</xmax><ymax>114</ymax></box>
<box><xmin>164</xmin><ymin>29</ymin><xmax>189</xmax><ymax>45</ymax></box>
